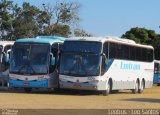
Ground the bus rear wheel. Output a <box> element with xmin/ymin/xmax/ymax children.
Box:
<box><xmin>24</xmin><ymin>88</ymin><xmax>32</xmax><ymax>93</ymax></box>
<box><xmin>132</xmin><ymin>80</ymin><xmax>139</xmax><ymax>94</ymax></box>
<box><xmin>54</xmin><ymin>88</ymin><xmax>61</xmax><ymax>93</ymax></box>
<box><xmin>138</xmin><ymin>80</ymin><xmax>145</xmax><ymax>93</ymax></box>
<box><xmin>102</xmin><ymin>80</ymin><xmax>112</xmax><ymax>96</ymax></box>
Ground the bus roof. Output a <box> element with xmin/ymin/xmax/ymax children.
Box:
<box><xmin>66</xmin><ymin>36</ymin><xmax>153</xmax><ymax>49</ymax></box>
<box><xmin>16</xmin><ymin>36</ymin><xmax>65</xmax><ymax>45</ymax></box>
<box><xmin>0</xmin><ymin>41</ymin><xmax>14</xmax><ymax>46</ymax></box>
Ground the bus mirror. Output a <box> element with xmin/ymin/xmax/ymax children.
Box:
<box><xmin>102</xmin><ymin>53</ymin><xmax>107</xmax><ymax>62</ymax></box>
<box><xmin>102</xmin><ymin>53</ymin><xmax>108</xmax><ymax>70</ymax></box>
<box><xmin>50</xmin><ymin>53</ymin><xmax>55</xmax><ymax>66</ymax></box>
<box><xmin>5</xmin><ymin>53</ymin><xmax>9</xmax><ymax>63</ymax></box>
<box><xmin>102</xmin><ymin>53</ymin><xmax>106</xmax><ymax>57</ymax></box>
<box><xmin>5</xmin><ymin>49</ymin><xmax>11</xmax><ymax>63</ymax></box>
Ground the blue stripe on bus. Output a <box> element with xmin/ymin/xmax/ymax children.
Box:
<box><xmin>153</xmin><ymin>74</ymin><xmax>160</xmax><ymax>84</ymax></box>
<box><xmin>9</xmin><ymin>80</ymin><xmax>48</xmax><ymax>88</ymax></box>
<box><xmin>107</xmin><ymin>59</ymin><xmax>114</xmax><ymax>70</ymax></box>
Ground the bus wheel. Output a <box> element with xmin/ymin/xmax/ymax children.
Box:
<box><xmin>138</xmin><ymin>80</ymin><xmax>145</xmax><ymax>93</ymax></box>
<box><xmin>132</xmin><ymin>80</ymin><xmax>139</xmax><ymax>94</ymax></box>
<box><xmin>24</xmin><ymin>88</ymin><xmax>32</xmax><ymax>93</ymax></box>
<box><xmin>111</xmin><ymin>90</ymin><xmax>119</xmax><ymax>94</ymax></box>
<box><xmin>54</xmin><ymin>88</ymin><xmax>61</xmax><ymax>93</ymax></box>
<box><xmin>102</xmin><ymin>80</ymin><xmax>111</xmax><ymax>96</ymax></box>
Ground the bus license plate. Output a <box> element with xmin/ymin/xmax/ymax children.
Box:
<box><xmin>24</xmin><ymin>83</ymin><xmax>29</xmax><ymax>86</ymax></box>
<box><xmin>73</xmin><ymin>84</ymin><xmax>81</xmax><ymax>88</ymax></box>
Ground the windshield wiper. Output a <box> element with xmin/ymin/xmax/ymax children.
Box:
<box><xmin>18</xmin><ymin>64</ymin><xmax>28</xmax><ymax>73</ymax></box>
<box><xmin>66</xmin><ymin>57</ymin><xmax>89</xmax><ymax>76</ymax></box>
<box><xmin>18</xmin><ymin>62</ymin><xmax>36</xmax><ymax>74</ymax></box>
<box><xmin>28</xmin><ymin>63</ymin><xmax>36</xmax><ymax>73</ymax></box>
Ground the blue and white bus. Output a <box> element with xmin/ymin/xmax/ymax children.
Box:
<box><xmin>153</xmin><ymin>60</ymin><xmax>160</xmax><ymax>85</ymax></box>
<box><xmin>9</xmin><ymin>36</ymin><xmax>65</xmax><ymax>92</ymax></box>
<box><xmin>0</xmin><ymin>41</ymin><xmax>14</xmax><ymax>87</ymax></box>
<box><xmin>59</xmin><ymin>37</ymin><xmax>154</xmax><ymax>95</ymax></box>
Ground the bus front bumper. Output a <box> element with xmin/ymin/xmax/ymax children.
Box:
<box><xmin>59</xmin><ymin>81</ymin><xmax>106</xmax><ymax>91</ymax></box>
<box><xmin>9</xmin><ymin>79</ymin><xmax>49</xmax><ymax>88</ymax></box>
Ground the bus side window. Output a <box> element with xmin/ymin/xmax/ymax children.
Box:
<box><xmin>158</xmin><ymin>65</ymin><xmax>160</xmax><ymax>74</ymax></box>
<box><xmin>130</xmin><ymin>46</ymin><xmax>136</xmax><ymax>61</ymax></box>
<box><xmin>109</xmin><ymin>43</ymin><xmax>116</xmax><ymax>59</ymax></box>
<box><xmin>154</xmin><ymin>63</ymin><xmax>159</xmax><ymax>74</ymax></box>
<box><xmin>116</xmin><ymin>43</ymin><xmax>122</xmax><ymax>59</ymax></box>
<box><xmin>147</xmin><ymin>49</ymin><xmax>154</xmax><ymax>62</ymax></box>
<box><xmin>122</xmin><ymin>44</ymin><xmax>130</xmax><ymax>60</ymax></box>
<box><xmin>101</xmin><ymin>42</ymin><xmax>108</xmax><ymax>75</ymax></box>
<box><xmin>101</xmin><ymin>54</ymin><xmax>107</xmax><ymax>75</ymax></box>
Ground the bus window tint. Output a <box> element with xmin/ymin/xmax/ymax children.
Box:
<box><xmin>108</xmin><ymin>42</ymin><xmax>153</xmax><ymax>62</ymax></box>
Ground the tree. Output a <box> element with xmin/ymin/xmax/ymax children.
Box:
<box><xmin>122</xmin><ymin>27</ymin><xmax>160</xmax><ymax>59</ymax></box>
<box><xmin>74</xmin><ymin>28</ymin><xmax>92</xmax><ymax>37</ymax></box>
<box><xmin>44</xmin><ymin>24</ymin><xmax>70</xmax><ymax>37</ymax></box>
<box><xmin>41</xmin><ymin>1</ymin><xmax>81</xmax><ymax>37</ymax></box>
<box><xmin>0</xmin><ymin>1</ymin><xmax>81</xmax><ymax>40</ymax></box>
<box><xmin>12</xmin><ymin>2</ymin><xmax>49</xmax><ymax>39</ymax></box>
<box><xmin>0</xmin><ymin>0</ymin><xmax>14</xmax><ymax>39</ymax></box>
<box><xmin>122</xmin><ymin>27</ymin><xmax>157</xmax><ymax>44</ymax></box>
<box><xmin>43</xmin><ymin>1</ymin><xmax>80</xmax><ymax>25</ymax></box>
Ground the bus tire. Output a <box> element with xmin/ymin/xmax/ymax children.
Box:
<box><xmin>54</xmin><ymin>88</ymin><xmax>61</xmax><ymax>93</ymax></box>
<box><xmin>111</xmin><ymin>90</ymin><xmax>119</xmax><ymax>94</ymax></box>
<box><xmin>138</xmin><ymin>80</ymin><xmax>145</xmax><ymax>93</ymax></box>
<box><xmin>132</xmin><ymin>80</ymin><xmax>139</xmax><ymax>94</ymax></box>
<box><xmin>102</xmin><ymin>80</ymin><xmax>112</xmax><ymax>96</ymax></box>
<box><xmin>24</xmin><ymin>88</ymin><xmax>32</xmax><ymax>93</ymax></box>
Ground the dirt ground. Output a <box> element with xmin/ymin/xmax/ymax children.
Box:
<box><xmin>0</xmin><ymin>85</ymin><xmax>159</xmax><ymax>115</ymax></box>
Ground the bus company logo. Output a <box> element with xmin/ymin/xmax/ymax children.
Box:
<box><xmin>120</xmin><ymin>61</ymin><xmax>141</xmax><ymax>70</ymax></box>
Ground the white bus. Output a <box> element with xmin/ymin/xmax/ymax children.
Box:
<box><xmin>0</xmin><ymin>41</ymin><xmax>14</xmax><ymax>87</ymax></box>
<box><xmin>59</xmin><ymin>37</ymin><xmax>154</xmax><ymax>95</ymax></box>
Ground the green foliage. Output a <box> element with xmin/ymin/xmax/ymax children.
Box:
<box><xmin>0</xmin><ymin>0</ymin><xmax>81</xmax><ymax>40</ymax></box>
<box><xmin>74</xmin><ymin>28</ymin><xmax>92</xmax><ymax>37</ymax></box>
<box><xmin>122</xmin><ymin>27</ymin><xmax>160</xmax><ymax>59</ymax></box>
<box><xmin>0</xmin><ymin>0</ymin><xmax>14</xmax><ymax>39</ymax></box>
<box><xmin>122</xmin><ymin>27</ymin><xmax>157</xmax><ymax>44</ymax></box>
<box><xmin>44</xmin><ymin>24</ymin><xmax>70</xmax><ymax>37</ymax></box>
<box><xmin>12</xmin><ymin>2</ymin><xmax>44</xmax><ymax>39</ymax></box>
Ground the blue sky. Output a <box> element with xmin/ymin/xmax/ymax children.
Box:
<box><xmin>13</xmin><ymin>0</ymin><xmax>160</xmax><ymax>37</ymax></box>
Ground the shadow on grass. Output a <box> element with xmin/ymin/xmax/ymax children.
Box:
<box><xmin>0</xmin><ymin>88</ymin><xmax>133</xmax><ymax>96</ymax></box>
<box><xmin>0</xmin><ymin>88</ymin><xmax>101</xmax><ymax>96</ymax></box>
<box><xmin>123</xmin><ymin>98</ymin><xmax>160</xmax><ymax>103</ymax></box>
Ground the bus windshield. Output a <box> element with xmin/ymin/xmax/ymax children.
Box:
<box><xmin>10</xmin><ymin>43</ymin><xmax>50</xmax><ymax>74</ymax></box>
<box><xmin>60</xmin><ymin>53</ymin><xmax>101</xmax><ymax>76</ymax></box>
<box><xmin>63</xmin><ymin>41</ymin><xmax>102</xmax><ymax>53</ymax></box>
